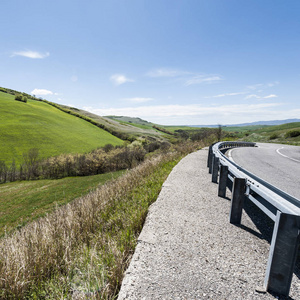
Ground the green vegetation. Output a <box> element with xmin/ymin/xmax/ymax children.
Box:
<box><xmin>0</xmin><ymin>148</ymin><xmax>199</xmax><ymax>299</ymax></box>
<box><xmin>285</xmin><ymin>129</ymin><xmax>300</xmax><ymax>138</ymax></box>
<box><xmin>152</xmin><ymin>125</ymin><xmax>174</xmax><ymax>135</ymax></box>
<box><xmin>106</xmin><ymin>116</ymin><xmax>153</xmax><ymax>127</ymax></box>
<box><xmin>14</xmin><ymin>94</ymin><xmax>27</xmax><ymax>103</ymax></box>
<box><xmin>237</xmin><ymin>122</ymin><xmax>300</xmax><ymax>145</ymax></box>
<box><xmin>0</xmin><ymin>171</ymin><xmax>124</xmax><ymax>236</ymax></box>
<box><xmin>0</xmin><ymin>91</ymin><xmax>123</xmax><ymax>165</ymax></box>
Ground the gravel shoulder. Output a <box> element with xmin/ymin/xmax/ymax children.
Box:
<box><xmin>118</xmin><ymin>148</ymin><xmax>300</xmax><ymax>300</ymax></box>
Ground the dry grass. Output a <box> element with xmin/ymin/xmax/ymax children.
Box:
<box><xmin>0</xmin><ymin>141</ymin><xmax>203</xmax><ymax>299</ymax></box>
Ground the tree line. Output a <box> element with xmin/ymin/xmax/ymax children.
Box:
<box><xmin>0</xmin><ymin>141</ymin><xmax>171</xmax><ymax>184</ymax></box>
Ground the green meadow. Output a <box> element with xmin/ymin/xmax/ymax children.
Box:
<box><xmin>0</xmin><ymin>170</ymin><xmax>125</xmax><ymax>236</ymax></box>
<box><xmin>0</xmin><ymin>92</ymin><xmax>123</xmax><ymax>165</ymax></box>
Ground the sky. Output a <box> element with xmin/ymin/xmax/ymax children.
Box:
<box><xmin>1</xmin><ymin>0</ymin><xmax>300</xmax><ymax>125</ymax></box>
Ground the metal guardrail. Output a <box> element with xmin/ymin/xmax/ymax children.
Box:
<box><xmin>207</xmin><ymin>141</ymin><xmax>300</xmax><ymax>297</ymax></box>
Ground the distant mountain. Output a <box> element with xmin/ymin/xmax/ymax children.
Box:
<box><xmin>193</xmin><ymin>119</ymin><xmax>300</xmax><ymax>128</ymax></box>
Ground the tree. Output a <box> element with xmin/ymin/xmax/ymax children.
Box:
<box><xmin>216</xmin><ymin>125</ymin><xmax>223</xmax><ymax>142</ymax></box>
<box><xmin>22</xmin><ymin>148</ymin><xmax>40</xmax><ymax>179</ymax></box>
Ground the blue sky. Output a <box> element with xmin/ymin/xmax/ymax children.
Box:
<box><xmin>1</xmin><ymin>0</ymin><xmax>300</xmax><ymax>125</ymax></box>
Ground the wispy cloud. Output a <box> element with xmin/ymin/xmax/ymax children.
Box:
<box><xmin>245</xmin><ymin>94</ymin><xmax>261</xmax><ymax>100</ymax></box>
<box><xmin>146</xmin><ymin>68</ymin><xmax>190</xmax><ymax>78</ymax></box>
<box><xmin>207</xmin><ymin>92</ymin><xmax>246</xmax><ymax>98</ymax></box>
<box><xmin>31</xmin><ymin>88</ymin><xmax>53</xmax><ymax>96</ymax></box>
<box><xmin>247</xmin><ymin>81</ymin><xmax>279</xmax><ymax>90</ymax></box>
<box><xmin>263</xmin><ymin>94</ymin><xmax>278</xmax><ymax>99</ymax></box>
<box><xmin>184</xmin><ymin>75</ymin><xmax>222</xmax><ymax>86</ymax></box>
<box><xmin>245</xmin><ymin>94</ymin><xmax>278</xmax><ymax>100</ymax></box>
<box><xmin>123</xmin><ymin>97</ymin><xmax>154</xmax><ymax>103</ymax></box>
<box><xmin>110</xmin><ymin>74</ymin><xmax>134</xmax><ymax>86</ymax></box>
<box><xmin>11</xmin><ymin>50</ymin><xmax>50</xmax><ymax>59</ymax></box>
<box><xmin>146</xmin><ymin>68</ymin><xmax>222</xmax><ymax>86</ymax></box>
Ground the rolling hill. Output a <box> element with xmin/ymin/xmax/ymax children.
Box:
<box><xmin>0</xmin><ymin>91</ymin><xmax>123</xmax><ymax>165</ymax></box>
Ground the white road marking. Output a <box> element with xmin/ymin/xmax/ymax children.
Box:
<box><xmin>276</xmin><ymin>147</ymin><xmax>300</xmax><ymax>163</ymax></box>
<box><xmin>228</xmin><ymin>149</ymin><xmax>234</xmax><ymax>161</ymax></box>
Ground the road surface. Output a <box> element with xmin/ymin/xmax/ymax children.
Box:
<box><xmin>229</xmin><ymin>143</ymin><xmax>300</xmax><ymax>200</ymax></box>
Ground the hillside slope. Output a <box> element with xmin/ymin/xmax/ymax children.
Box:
<box><xmin>64</xmin><ymin>109</ymin><xmax>165</xmax><ymax>139</ymax></box>
<box><xmin>0</xmin><ymin>92</ymin><xmax>123</xmax><ymax>164</ymax></box>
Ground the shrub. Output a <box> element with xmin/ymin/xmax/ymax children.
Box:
<box><xmin>285</xmin><ymin>130</ymin><xmax>300</xmax><ymax>138</ymax></box>
<box><xmin>269</xmin><ymin>133</ymin><xmax>279</xmax><ymax>140</ymax></box>
<box><xmin>15</xmin><ymin>94</ymin><xmax>23</xmax><ymax>101</ymax></box>
<box><xmin>14</xmin><ymin>94</ymin><xmax>27</xmax><ymax>103</ymax></box>
<box><xmin>103</xmin><ymin>143</ymin><xmax>114</xmax><ymax>153</ymax></box>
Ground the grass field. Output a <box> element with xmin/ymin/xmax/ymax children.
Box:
<box><xmin>0</xmin><ymin>92</ymin><xmax>123</xmax><ymax>165</ymax></box>
<box><xmin>239</xmin><ymin>122</ymin><xmax>300</xmax><ymax>144</ymax></box>
<box><xmin>0</xmin><ymin>170</ymin><xmax>125</xmax><ymax>236</ymax></box>
<box><xmin>0</xmin><ymin>151</ymin><xmax>185</xmax><ymax>299</ymax></box>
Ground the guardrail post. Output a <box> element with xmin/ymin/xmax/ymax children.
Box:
<box><xmin>218</xmin><ymin>165</ymin><xmax>228</xmax><ymax>197</ymax></box>
<box><xmin>212</xmin><ymin>156</ymin><xmax>219</xmax><ymax>183</ymax></box>
<box><xmin>229</xmin><ymin>178</ymin><xmax>246</xmax><ymax>224</ymax></box>
<box><xmin>209</xmin><ymin>153</ymin><xmax>214</xmax><ymax>174</ymax></box>
<box><xmin>207</xmin><ymin>145</ymin><xmax>212</xmax><ymax>168</ymax></box>
<box><xmin>264</xmin><ymin>212</ymin><xmax>300</xmax><ymax>296</ymax></box>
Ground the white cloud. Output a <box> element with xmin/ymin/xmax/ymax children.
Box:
<box><xmin>263</xmin><ymin>94</ymin><xmax>278</xmax><ymax>99</ymax></box>
<box><xmin>247</xmin><ymin>81</ymin><xmax>279</xmax><ymax>90</ymax></box>
<box><xmin>31</xmin><ymin>88</ymin><xmax>53</xmax><ymax>96</ymax></box>
<box><xmin>146</xmin><ymin>68</ymin><xmax>190</xmax><ymax>78</ymax></box>
<box><xmin>245</xmin><ymin>94</ymin><xmax>278</xmax><ymax>100</ymax></box>
<box><xmin>110</xmin><ymin>74</ymin><xmax>134</xmax><ymax>85</ymax></box>
<box><xmin>245</xmin><ymin>94</ymin><xmax>260</xmax><ymax>100</ymax></box>
<box><xmin>146</xmin><ymin>68</ymin><xmax>223</xmax><ymax>87</ymax></box>
<box><xmin>11</xmin><ymin>50</ymin><xmax>50</xmax><ymax>59</ymax></box>
<box><xmin>209</xmin><ymin>92</ymin><xmax>246</xmax><ymax>98</ymax></box>
<box><xmin>184</xmin><ymin>75</ymin><xmax>222</xmax><ymax>86</ymax></box>
<box><xmin>83</xmin><ymin>102</ymin><xmax>291</xmax><ymax>125</ymax></box>
<box><xmin>247</xmin><ymin>84</ymin><xmax>263</xmax><ymax>90</ymax></box>
<box><xmin>123</xmin><ymin>97</ymin><xmax>154</xmax><ymax>103</ymax></box>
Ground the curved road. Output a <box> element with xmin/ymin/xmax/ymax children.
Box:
<box><xmin>229</xmin><ymin>143</ymin><xmax>300</xmax><ymax>200</ymax></box>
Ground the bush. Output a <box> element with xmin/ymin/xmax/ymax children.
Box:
<box><xmin>269</xmin><ymin>133</ymin><xmax>279</xmax><ymax>140</ymax></box>
<box><xmin>285</xmin><ymin>130</ymin><xmax>300</xmax><ymax>138</ymax></box>
<box><xmin>15</xmin><ymin>94</ymin><xmax>27</xmax><ymax>103</ymax></box>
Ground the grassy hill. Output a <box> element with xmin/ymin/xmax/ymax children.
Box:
<box><xmin>64</xmin><ymin>110</ymin><xmax>165</xmax><ymax>139</ymax></box>
<box><xmin>221</xmin><ymin>122</ymin><xmax>300</xmax><ymax>145</ymax></box>
<box><xmin>0</xmin><ymin>91</ymin><xmax>123</xmax><ymax>165</ymax></box>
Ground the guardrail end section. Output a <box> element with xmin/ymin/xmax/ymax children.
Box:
<box><xmin>264</xmin><ymin>212</ymin><xmax>300</xmax><ymax>296</ymax></box>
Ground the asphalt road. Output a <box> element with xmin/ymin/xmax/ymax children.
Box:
<box><xmin>229</xmin><ymin>143</ymin><xmax>300</xmax><ymax>200</ymax></box>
